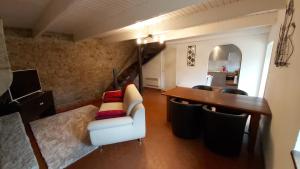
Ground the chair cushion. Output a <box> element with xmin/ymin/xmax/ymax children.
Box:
<box><xmin>95</xmin><ymin>110</ymin><xmax>126</xmax><ymax>120</ymax></box>
<box><xmin>97</xmin><ymin>102</ymin><xmax>125</xmax><ymax>120</ymax></box>
<box><xmin>99</xmin><ymin>102</ymin><xmax>123</xmax><ymax>111</ymax></box>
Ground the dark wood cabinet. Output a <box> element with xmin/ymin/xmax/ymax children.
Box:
<box><xmin>8</xmin><ymin>91</ymin><xmax>56</xmax><ymax>124</ymax></box>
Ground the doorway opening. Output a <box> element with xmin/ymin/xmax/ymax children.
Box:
<box><xmin>207</xmin><ymin>44</ymin><xmax>242</xmax><ymax>88</ymax></box>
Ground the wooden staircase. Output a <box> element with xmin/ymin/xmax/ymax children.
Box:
<box><xmin>107</xmin><ymin>42</ymin><xmax>166</xmax><ymax>91</ymax></box>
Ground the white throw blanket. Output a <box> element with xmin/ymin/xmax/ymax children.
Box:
<box><xmin>0</xmin><ymin>112</ymin><xmax>39</xmax><ymax>169</ymax></box>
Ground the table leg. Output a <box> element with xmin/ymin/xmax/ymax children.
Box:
<box><xmin>248</xmin><ymin>114</ymin><xmax>261</xmax><ymax>152</ymax></box>
<box><xmin>166</xmin><ymin>96</ymin><xmax>171</xmax><ymax>122</ymax></box>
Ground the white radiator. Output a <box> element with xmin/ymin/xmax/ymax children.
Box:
<box><xmin>144</xmin><ymin>77</ymin><xmax>160</xmax><ymax>89</ymax></box>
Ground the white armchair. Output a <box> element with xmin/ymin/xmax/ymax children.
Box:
<box><xmin>87</xmin><ymin>84</ymin><xmax>146</xmax><ymax>146</ymax></box>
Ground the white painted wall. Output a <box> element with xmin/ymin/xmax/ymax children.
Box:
<box><xmin>142</xmin><ymin>52</ymin><xmax>162</xmax><ymax>89</ymax></box>
<box><xmin>161</xmin><ymin>46</ymin><xmax>177</xmax><ymax>90</ymax></box>
<box><xmin>168</xmin><ymin>31</ymin><xmax>269</xmax><ymax>96</ymax></box>
<box><xmin>295</xmin><ymin>131</ymin><xmax>300</xmax><ymax>151</ymax></box>
<box><xmin>142</xmin><ymin>45</ymin><xmax>177</xmax><ymax>90</ymax></box>
<box><xmin>263</xmin><ymin>4</ymin><xmax>300</xmax><ymax>169</ymax></box>
<box><xmin>258</xmin><ymin>41</ymin><xmax>274</xmax><ymax>98</ymax></box>
<box><xmin>142</xmin><ymin>29</ymin><xmax>270</xmax><ymax>96</ymax></box>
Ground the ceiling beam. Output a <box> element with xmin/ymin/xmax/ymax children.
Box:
<box><xmin>74</xmin><ymin>0</ymin><xmax>203</xmax><ymax>41</ymax></box>
<box><xmin>99</xmin><ymin>0</ymin><xmax>285</xmax><ymax>43</ymax></box>
<box><xmin>101</xmin><ymin>11</ymin><xmax>278</xmax><ymax>43</ymax></box>
<box><xmin>164</xmin><ymin>12</ymin><xmax>277</xmax><ymax>42</ymax></box>
<box><xmin>150</xmin><ymin>0</ymin><xmax>284</xmax><ymax>34</ymax></box>
<box><xmin>33</xmin><ymin>0</ymin><xmax>79</xmax><ymax>38</ymax></box>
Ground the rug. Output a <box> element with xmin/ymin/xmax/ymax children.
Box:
<box><xmin>30</xmin><ymin>105</ymin><xmax>99</xmax><ymax>169</ymax></box>
<box><xmin>0</xmin><ymin>112</ymin><xmax>39</xmax><ymax>169</ymax></box>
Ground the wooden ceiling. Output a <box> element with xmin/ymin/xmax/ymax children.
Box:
<box><xmin>47</xmin><ymin>0</ymin><xmax>242</xmax><ymax>34</ymax></box>
<box><xmin>119</xmin><ymin>0</ymin><xmax>242</xmax><ymax>32</ymax></box>
<box><xmin>47</xmin><ymin>0</ymin><xmax>149</xmax><ymax>34</ymax></box>
<box><xmin>0</xmin><ymin>0</ymin><xmax>51</xmax><ymax>28</ymax></box>
<box><xmin>0</xmin><ymin>0</ymin><xmax>284</xmax><ymax>41</ymax></box>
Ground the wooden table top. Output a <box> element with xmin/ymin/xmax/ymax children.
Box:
<box><xmin>162</xmin><ymin>87</ymin><xmax>272</xmax><ymax>117</ymax></box>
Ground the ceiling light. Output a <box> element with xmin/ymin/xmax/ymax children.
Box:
<box><xmin>136</xmin><ymin>34</ymin><xmax>165</xmax><ymax>45</ymax></box>
<box><xmin>136</xmin><ymin>38</ymin><xmax>142</xmax><ymax>45</ymax></box>
<box><xmin>159</xmin><ymin>39</ymin><xmax>164</xmax><ymax>44</ymax></box>
<box><xmin>159</xmin><ymin>36</ymin><xmax>165</xmax><ymax>44</ymax></box>
<box><xmin>214</xmin><ymin>46</ymin><xmax>221</xmax><ymax>51</ymax></box>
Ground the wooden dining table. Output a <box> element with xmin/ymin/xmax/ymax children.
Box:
<box><xmin>162</xmin><ymin>87</ymin><xmax>272</xmax><ymax>153</ymax></box>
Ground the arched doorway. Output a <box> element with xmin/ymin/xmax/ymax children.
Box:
<box><xmin>207</xmin><ymin>44</ymin><xmax>242</xmax><ymax>88</ymax></box>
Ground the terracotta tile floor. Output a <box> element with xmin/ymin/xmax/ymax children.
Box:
<box><xmin>28</xmin><ymin>88</ymin><xmax>264</xmax><ymax>169</ymax></box>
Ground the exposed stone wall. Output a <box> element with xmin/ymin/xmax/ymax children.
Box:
<box><xmin>0</xmin><ymin>20</ymin><xmax>12</xmax><ymax>96</ymax></box>
<box><xmin>4</xmin><ymin>28</ymin><xmax>136</xmax><ymax>108</ymax></box>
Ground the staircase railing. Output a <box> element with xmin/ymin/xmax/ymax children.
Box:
<box><xmin>106</xmin><ymin>42</ymin><xmax>166</xmax><ymax>92</ymax></box>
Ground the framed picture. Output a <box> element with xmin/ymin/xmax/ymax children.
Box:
<box><xmin>187</xmin><ymin>45</ymin><xmax>196</xmax><ymax>67</ymax></box>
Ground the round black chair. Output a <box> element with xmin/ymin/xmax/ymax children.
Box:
<box><xmin>221</xmin><ymin>88</ymin><xmax>248</xmax><ymax>95</ymax></box>
<box><xmin>221</xmin><ymin>88</ymin><xmax>249</xmax><ymax>134</ymax></box>
<box><xmin>202</xmin><ymin>105</ymin><xmax>248</xmax><ymax>156</ymax></box>
<box><xmin>192</xmin><ymin>85</ymin><xmax>213</xmax><ymax>91</ymax></box>
<box><xmin>169</xmin><ymin>98</ymin><xmax>203</xmax><ymax>139</ymax></box>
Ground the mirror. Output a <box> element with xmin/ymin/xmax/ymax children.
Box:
<box><xmin>207</xmin><ymin>44</ymin><xmax>242</xmax><ymax>88</ymax></box>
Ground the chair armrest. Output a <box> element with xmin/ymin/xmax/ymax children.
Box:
<box><xmin>88</xmin><ymin>116</ymin><xmax>133</xmax><ymax>131</ymax></box>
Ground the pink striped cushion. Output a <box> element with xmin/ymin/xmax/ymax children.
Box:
<box><xmin>103</xmin><ymin>97</ymin><xmax>123</xmax><ymax>103</ymax></box>
<box><xmin>95</xmin><ymin>110</ymin><xmax>126</xmax><ymax>120</ymax></box>
<box><xmin>103</xmin><ymin>90</ymin><xmax>123</xmax><ymax>98</ymax></box>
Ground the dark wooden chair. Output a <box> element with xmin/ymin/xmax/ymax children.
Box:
<box><xmin>202</xmin><ymin>105</ymin><xmax>248</xmax><ymax>156</ymax></box>
<box><xmin>221</xmin><ymin>88</ymin><xmax>249</xmax><ymax>134</ymax></box>
<box><xmin>192</xmin><ymin>85</ymin><xmax>213</xmax><ymax>91</ymax></box>
<box><xmin>221</xmin><ymin>88</ymin><xmax>248</xmax><ymax>95</ymax></box>
<box><xmin>169</xmin><ymin>98</ymin><xmax>203</xmax><ymax>139</ymax></box>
